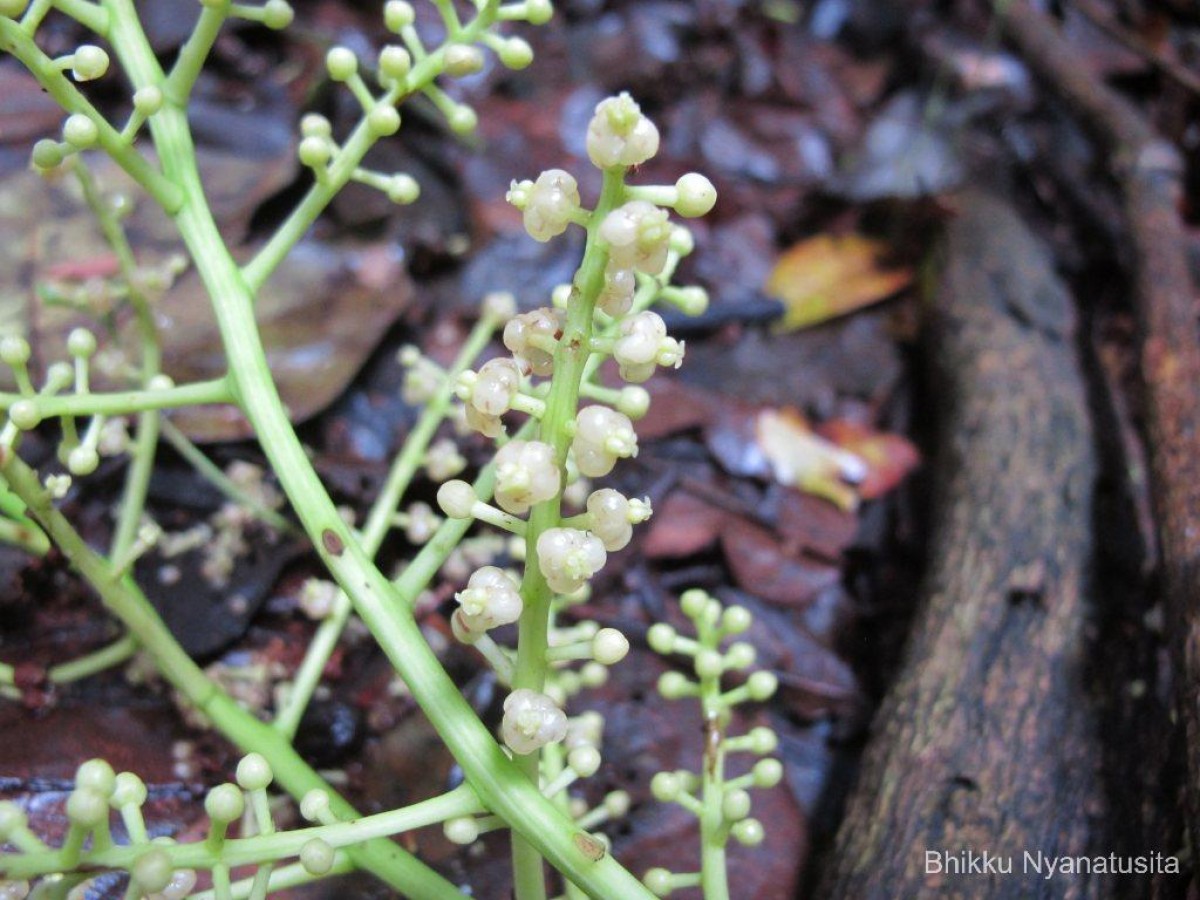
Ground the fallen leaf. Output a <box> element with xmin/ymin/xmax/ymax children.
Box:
<box><xmin>815</xmin><ymin>419</ymin><xmax>921</xmax><ymax>500</ymax></box>
<box><xmin>720</xmin><ymin>519</ymin><xmax>841</xmax><ymax>608</ymax></box>
<box><xmin>765</xmin><ymin>233</ymin><xmax>912</xmax><ymax>331</ymax></box>
<box><xmin>756</xmin><ymin>408</ymin><xmax>866</xmax><ymax>511</ymax></box>
<box><xmin>642</xmin><ymin>489</ymin><xmax>726</xmax><ymax>559</ymax></box>
<box><xmin>0</xmin><ymin>154</ymin><xmax>411</xmax><ymax>442</ymax></box>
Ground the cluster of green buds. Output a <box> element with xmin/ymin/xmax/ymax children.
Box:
<box><xmin>642</xmin><ymin>590</ymin><xmax>781</xmax><ymax>897</ymax></box>
<box><xmin>0</xmin><ymin>330</ymin><xmax>162</xmax><ymax>476</ymax></box>
<box><xmin>424</xmin><ymin>92</ymin><xmax>714</xmax><ymax>766</ymax></box>
<box><xmin>0</xmin><ymin>757</ymin><xmax>201</xmax><ymax>899</ymax></box>
<box><xmin>0</xmin><ymin>752</ymin><xmax>414</xmax><ymax>897</ymax></box>
<box><xmin>298</xmin><ymin>0</ymin><xmax>553</xmax><ymax>206</ymax></box>
<box><xmin>443</xmin><ymin>588</ymin><xmax>632</xmax><ymax>850</ymax></box>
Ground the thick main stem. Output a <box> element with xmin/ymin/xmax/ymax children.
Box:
<box><xmin>508</xmin><ymin>167</ymin><xmax>626</xmax><ymax>900</ymax></box>
<box><xmin>101</xmin><ymin>3</ymin><xmax>651</xmax><ymax>896</ymax></box>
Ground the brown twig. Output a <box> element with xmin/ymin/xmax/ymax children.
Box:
<box><xmin>1000</xmin><ymin>0</ymin><xmax>1200</xmax><ymax>849</ymax></box>
<box><xmin>1070</xmin><ymin>0</ymin><xmax>1200</xmax><ymax>97</ymax></box>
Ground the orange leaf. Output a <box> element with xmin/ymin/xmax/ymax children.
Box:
<box><xmin>755</xmin><ymin>408</ymin><xmax>867</xmax><ymax>511</ymax></box>
<box><xmin>817</xmin><ymin>419</ymin><xmax>921</xmax><ymax>500</ymax></box>
<box><xmin>764</xmin><ymin>233</ymin><xmax>912</xmax><ymax>331</ymax></box>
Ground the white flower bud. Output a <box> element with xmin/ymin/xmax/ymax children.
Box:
<box><xmin>379</xmin><ymin>45</ymin><xmax>412</xmax><ymax>82</ymax></box>
<box><xmin>482</xmin><ymin>290</ymin><xmax>517</xmax><ymax>320</ymax></box>
<box><xmin>599</xmin><ymin>201</ymin><xmax>672</xmax><ymax>276</ymax></box>
<box><xmin>564</xmin><ymin>711</ymin><xmax>604</xmax><ymax>749</ymax></box>
<box><xmin>519</xmin><ymin>169</ymin><xmax>580</xmax><ymax>242</ymax></box>
<box><xmin>613</xmin><ymin>311</ymin><xmax>685</xmax><ymax>382</ymax></box>
<box><xmin>673</xmin><ymin>173</ymin><xmax>717</xmax><ymax>217</ymax></box>
<box><xmin>585</xmin><ymin>92</ymin><xmax>660</xmax><ymax>169</ymax></box>
<box><xmin>466</xmin><ymin>357</ymin><xmax>522</xmax><ymax>416</ymax></box>
<box><xmin>592</xmin><ymin>628</ymin><xmax>629</xmax><ymax>665</ymax></box>
<box><xmin>494</xmin><ymin>439</ymin><xmax>560</xmax><ymax>514</ymax></box>
<box><xmin>596</xmin><ymin>264</ymin><xmax>636</xmax><ymax>317</ymax></box>
<box><xmin>586</xmin><ymin>488</ymin><xmax>634</xmax><ymax>551</ymax></box>
<box><xmin>571</xmin><ymin>406</ymin><xmax>637</xmax><ymax>478</ymax></box>
<box><xmin>425</xmin><ymin>438</ymin><xmax>467</xmax><ymax>481</ymax></box>
<box><xmin>384</xmin><ymin>0</ymin><xmax>415</xmax><ymax>31</ymax></box>
<box><xmin>437</xmin><ymin>480</ymin><xmax>478</xmax><ymax>519</ymax></box>
<box><xmin>156</xmin><ymin>868</ymin><xmax>198</xmax><ymax>900</ymax></box>
<box><xmin>71</xmin><ymin>45</ymin><xmax>109</xmax><ymax>82</ymax></box>
<box><xmin>501</xmin><ymin>689</ymin><xmax>568</xmax><ymax>754</ymax></box>
<box><xmin>536</xmin><ymin>527</ymin><xmax>606</xmax><ymax>594</ymax></box>
<box><xmin>454</xmin><ymin>565</ymin><xmax>523</xmax><ymax>634</ymax></box>
<box><xmin>503</xmin><ymin>307</ymin><xmax>563</xmax><ymax>377</ymax></box>
<box><xmin>506</xmin><ymin>178</ymin><xmax>533</xmax><ymax>210</ymax></box>
<box><xmin>299</xmin><ymin>578</ymin><xmax>339</xmax><ymax>620</ymax></box>
<box><xmin>403</xmin><ymin>501</ymin><xmax>439</xmax><ymax>544</ymax></box>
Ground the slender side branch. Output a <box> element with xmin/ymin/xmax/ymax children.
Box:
<box><xmin>0</xmin><ymin>449</ymin><xmax>465</xmax><ymax>900</ymax></box>
<box><xmin>241</xmin><ymin>2</ymin><xmax>501</xmax><ymax>292</ymax></box>
<box><xmin>1</xmin><ymin>377</ymin><xmax>233</xmax><ymax>419</ymax></box>
<box><xmin>0</xmin><ymin>19</ymin><xmax>180</xmax><ymax>211</ymax></box>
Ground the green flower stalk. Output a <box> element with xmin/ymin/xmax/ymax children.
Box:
<box><xmin>0</xmin><ymin>2</ymin><xmax>740</xmax><ymax>898</ymax></box>
<box><xmin>644</xmin><ymin>590</ymin><xmax>782</xmax><ymax>899</ymax></box>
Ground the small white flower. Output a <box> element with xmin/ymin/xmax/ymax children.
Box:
<box><xmin>586</xmin><ymin>488</ymin><xmax>636</xmax><ymax>551</ymax></box>
<box><xmin>493</xmin><ymin>439</ymin><xmax>561</xmax><ymax>514</ymax></box>
<box><xmin>503</xmin><ymin>307</ymin><xmax>564</xmax><ymax>376</ymax></box>
<box><xmin>571</xmin><ymin>406</ymin><xmax>637</xmax><ymax>478</ymax></box>
<box><xmin>299</xmin><ymin>579</ymin><xmax>339</xmax><ymax>620</ymax></box>
<box><xmin>437</xmin><ymin>480</ymin><xmax>479</xmax><ymax>519</ymax></box>
<box><xmin>536</xmin><ymin>527</ymin><xmax>606</xmax><ymax>594</ymax></box>
<box><xmin>596</xmin><ymin>263</ymin><xmax>636</xmax><ymax>317</ymax></box>
<box><xmin>403</xmin><ymin>502</ymin><xmax>440</xmax><ymax>544</ymax></box>
<box><xmin>462</xmin><ymin>357</ymin><xmax>522</xmax><ymax>416</ymax></box>
<box><xmin>585</xmin><ymin>93</ymin><xmax>660</xmax><ymax>169</ymax></box>
<box><xmin>454</xmin><ymin>566</ymin><xmax>523</xmax><ymax>635</ymax></box>
<box><xmin>613</xmin><ymin>311</ymin><xmax>685</xmax><ymax>383</ymax></box>
<box><xmin>501</xmin><ymin>689</ymin><xmax>568</xmax><ymax>754</ymax></box>
<box><xmin>464</xmin><ymin>404</ymin><xmax>505</xmax><ymax>438</ymax></box>
<box><xmin>513</xmin><ymin>169</ymin><xmax>580</xmax><ymax>242</ymax></box>
<box><xmin>425</xmin><ymin>438</ymin><xmax>467</xmax><ymax>481</ymax></box>
<box><xmin>599</xmin><ymin>201</ymin><xmax>672</xmax><ymax>276</ymax></box>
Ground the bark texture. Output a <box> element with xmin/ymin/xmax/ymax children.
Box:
<box><xmin>822</xmin><ymin>192</ymin><xmax>1108</xmax><ymax>898</ymax></box>
<box><xmin>998</xmin><ymin>1</ymin><xmax>1200</xmax><ymax>850</ymax></box>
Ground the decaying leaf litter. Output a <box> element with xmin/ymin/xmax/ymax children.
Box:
<box><xmin>0</xmin><ymin>0</ymin><xmax>1195</xmax><ymax>896</ymax></box>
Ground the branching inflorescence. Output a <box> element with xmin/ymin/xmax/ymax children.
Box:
<box><xmin>0</xmin><ymin>2</ymin><xmax>778</xmax><ymax>898</ymax></box>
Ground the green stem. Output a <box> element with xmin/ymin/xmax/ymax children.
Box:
<box><xmin>0</xmin><ymin>449</ymin><xmax>464</xmax><ymax>900</ymax></box>
<box><xmin>46</xmin><ymin>633</ymin><xmax>137</xmax><ymax>683</ymax></box>
<box><xmin>508</xmin><ymin>167</ymin><xmax>626</xmax><ymax>900</ymax></box>
<box><xmin>101</xmin><ymin>1</ymin><xmax>652</xmax><ymax>894</ymax></box>
<box><xmin>0</xmin><ymin>514</ymin><xmax>49</xmax><ymax>554</ymax></box>
<box><xmin>0</xmin><ymin>19</ymin><xmax>180</xmax><ymax>211</ymax></box>
<box><xmin>3</xmin><ymin>784</ymin><xmax>480</xmax><ymax>879</ymax></box>
<box><xmin>190</xmin><ymin>856</ymin><xmax>355</xmax><ymax>900</ymax></box>
<box><xmin>72</xmin><ymin>156</ymin><xmax>161</xmax><ymax>567</ymax></box>
<box><xmin>273</xmin><ymin>312</ymin><xmax>500</xmax><ymax>739</ymax></box>
<box><xmin>241</xmin><ymin>2</ymin><xmax>501</xmax><ymax>293</ymax></box>
<box><xmin>159</xmin><ymin>419</ymin><xmax>298</xmax><ymax>537</ymax></box>
<box><xmin>699</xmin><ymin>682</ymin><xmax>729</xmax><ymax>900</ymax></box>
<box><xmin>1</xmin><ymin>377</ymin><xmax>233</xmax><ymax>419</ymax></box>
<box><xmin>52</xmin><ymin>0</ymin><xmax>110</xmax><ymax>34</ymax></box>
<box><xmin>162</xmin><ymin>3</ymin><xmax>225</xmax><ymax>105</ymax></box>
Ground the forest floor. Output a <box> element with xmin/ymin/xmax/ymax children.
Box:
<box><xmin>0</xmin><ymin>0</ymin><xmax>1197</xmax><ymax>897</ymax></box>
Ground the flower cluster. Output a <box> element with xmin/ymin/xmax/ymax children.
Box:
<box><xmin>642</xmin><ymin>590</ymin><xmax>782</xmax><ymax>897</ymax></box>
<box><xmin>431</xmin><ymin>93</ymin><xmax>715</xmax><ymax>762</ymax></box>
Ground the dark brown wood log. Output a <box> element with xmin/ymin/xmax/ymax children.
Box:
<box><xmin>821</xmin><ymin>192</ymin><xmax>1111</xmax><ymax>897</ymax></box>
<box><xmin>997</xmin><ymin>0</ymin><xmax>1200</xmax><ymax>861</ymax></box>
